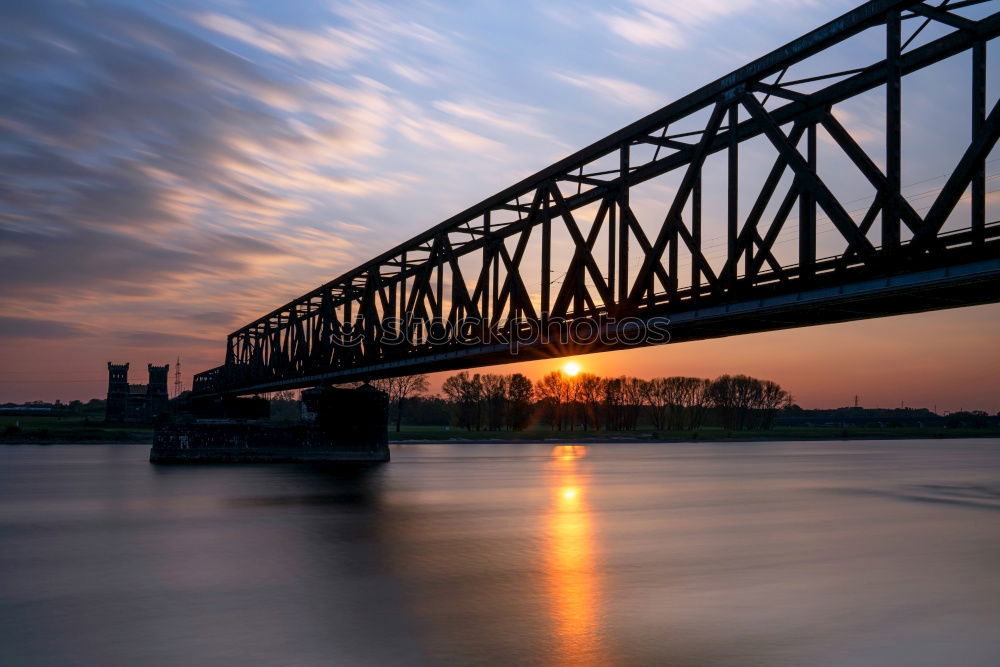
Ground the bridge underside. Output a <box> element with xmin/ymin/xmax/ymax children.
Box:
<box><xmin>193</xmin><ymin>0</ymin><xmax>1000</xmax><ymax>398</ymax></box>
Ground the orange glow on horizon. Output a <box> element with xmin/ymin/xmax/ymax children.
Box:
<box><xmin>410</xmin><ymin>304</ymin><xmax>1000</xmax><ymax>414</ymax></box>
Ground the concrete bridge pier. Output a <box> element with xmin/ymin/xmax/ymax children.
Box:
<box><xmin>150</xmin><ymin>385</ymin><xmax>390</xmax><ymax>464</ymax></box>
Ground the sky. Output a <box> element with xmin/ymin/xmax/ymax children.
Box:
<box><xmin>0</xmin><ymin>0</ymin><xmax>997</xmax><ymax>411</ymax></box>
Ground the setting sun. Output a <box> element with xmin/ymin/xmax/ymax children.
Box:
<box><xmin>562</xmin><ymin>361</ymin><xmax>581</xmax><ymax>377</ymax></box>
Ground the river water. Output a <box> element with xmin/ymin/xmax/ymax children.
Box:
<box><xmin>1</xmin><ymin>440</ymin><xmax>998</xmax><ymax>666</ymax></box>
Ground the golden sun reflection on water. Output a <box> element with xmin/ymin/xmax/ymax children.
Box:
<box><xmin>552</xmin><ymin>445</ymin><xmax>587</xmax><ymax>462</ymax></box>
<box><xmin>545</xmin><ymin>446</ymin><xmax>606</xmax><ymax>665</ymax></box>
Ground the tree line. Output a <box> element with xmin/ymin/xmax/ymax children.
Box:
<box><xmin>409</xmin><ymin>370</ymin><xmax>792</xmax><ymax>432</ymax></box>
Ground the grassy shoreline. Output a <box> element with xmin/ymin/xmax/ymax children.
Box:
<box><xmin>3</xmin><ymin>416</ymin><xmax>998</xmax><ymax>445</ymax></box>
<box><xmin>388</xmin><ymin>429</ymin><xmax>1000</xmax><ymax>444</ymax></box>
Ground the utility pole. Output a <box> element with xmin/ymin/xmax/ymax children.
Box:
<box><xmin>174</xmin><ymin>356</ymin><xmax>182</xmax><ymax>398</ymax></box>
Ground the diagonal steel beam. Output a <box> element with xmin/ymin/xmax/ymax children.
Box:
<box><xmin>819</xmin><ymin>111</ymin><xmax>926</xmax><ymax>236</ymax></box>
<box><xmin>626</xmin><ymin>102</ymin><xmax>728</xmax><ymax>306</ymax></box>
<box><xmin>741</xmin><ymin>92</ymin><xmax>876</xmax><ymax>257</ymax></box>
<box><xmin>914</xmin><ymin>98</ymin><xmax>1000</xmax><ymax>245</ymax></box>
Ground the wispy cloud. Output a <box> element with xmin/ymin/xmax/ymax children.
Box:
<box><xmin>195</xmin><ymin>12</ymin><xmax>374</xmax><ymax>68</ymax></box>
<box><xmin>553</xmin><ymin>72</ymin><xmax>663</xmax><ymax>111</ymax></box>
<box><xmin>398</xmin><ymin>105</ymin><xmax>505</xmax><ymax>153</ymax></box>
<box><xmin>334</xmin><ymin>220</ymin><xmax>369</xmax><ymax>233</ymax></box>
<box><xmin>604</xmin><ymin>0</ymin><xmax>818</xmax><ymax>49</ymax></box>
<box><xmin>389</xmin><ymin>62</ymin><xmax>434</xmax><ymax>85</ymax></box>
<box><xmin>0</xmin><ymin>317</ymin><xmax>90</xmax><ymax>340</ymax></box>
<box><xmin>432</xmin><ymin>98</ymin><xmax>555</xmax><ymax>140</ymax></box>
<box><xmin>605</xmin><ymin>10</ymin><xmax>686</xmax><ymax>48</ymax></box>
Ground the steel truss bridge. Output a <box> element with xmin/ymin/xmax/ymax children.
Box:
<box><xmin>194</xmin><ymin>0</ymin><xmax>1000</xmax><ymax>397</ymax></box>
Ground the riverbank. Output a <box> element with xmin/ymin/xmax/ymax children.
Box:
<box><xmin>3</xmin><ymin>415</ymin><xmax>999</xmax><ymax>445</ymax></box>
<box><xmin>389</xmin><ymin>426</ymin><xmax>1000</xmax><ymax>444</ymax></box>
<box><xmin>1</xmin><ymin>418</ymin><xmax>152</xmax><ymax>444</ymax></box>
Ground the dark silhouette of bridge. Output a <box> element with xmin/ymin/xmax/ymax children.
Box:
<box><xmin>193</xmin><ymin>0</ymin><xmax>1000</xmax><ymax>397</ymax></box>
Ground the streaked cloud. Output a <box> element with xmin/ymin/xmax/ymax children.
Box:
<box><xmin>552</xmin><ymin>72</ymin><xmax>663</xmax><ymax>111</ymax></box>
<box><xmin>389</xmin><ymin>62</ymin><xmax>434</xmax><ymax>85</ymax></box>
<box><xmin>0</xmin><ymin>317</ymin><xmax>90</xmax><ymax>340</ymax></box>
<box><xmin>334</xmin><ymin>221</ymin><xmax>370</xmax><ymax>233</ymax></box>
<box><xmin>194</xmin><ymin>13</ymin><xmax>374</xmax><ymax>68</ymax></box>
<box><xmin>433</xmin><ymin>98</ymin><xmax>554</xmax><ymax>140</ymax></box>
<box><xmin>604</xmin><ymin>0</ymin><xmax>819</xmax><ymax>49</ymax></box>
<box><xmin>605</xmin><ymin>10</ymin><xmax>687</xmax><ymax>48</ymax></box>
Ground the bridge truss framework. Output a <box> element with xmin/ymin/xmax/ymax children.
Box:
<box><xmin>195</xmin><ymin>0</ymin><xmax>1000</xmax><ymax>396</ymax></box>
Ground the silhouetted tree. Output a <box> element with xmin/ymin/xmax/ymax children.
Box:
<box><xmin>946</xmin><ymin>410</ymin><xmax>990</xmax><ymax>429</ymax></box>
<box><xmin>269</xmin><ymin>390</ymin><xmax>299</xmax><ymax>421</ymax></box>
<box><xmin>442</xmin><ymin>371</ymin><xmax>483</xmax><ymax>430</ymax></box>
<box><xmin>620</xmin><ymin>377</ymin><xmax>645</xmax><ymax>430</ymax></box>
<box><xmin>601</xmin><ymin>376</ymin><xmax>644</xmax><ymax>430</ymax></box>
<box><xmin>602</xmin><ymin>377</ymin><xmax>624</xmax><ymax>430</ymax></box>
<box><xmin>575</xmin><ymin>373</ymin><xmax>604</xmax><ymax>431</ymax></box>
<box><xmin>533</xmin><ymin>371</ymin><xmax>585</xmax><ymax>429</ymax></box>
<box><xmin>400</xmin><ymin>395</ymin><xmax>451</xmax><ymax>426</ymax></box>
<box><xmin>371</xmin><ymin>375</ymin><xmax>430</xmax><ymax>432</ymax></box>
<box><xmin>643</xmin><ymin>378</ymin><xmax>671</xmax><ymax>430</ymax></box>
<box><xmin>535</xmin><ymin>371</ymin><xmax>566</xmax><ymax>430</ymax></box>
<box><xmin>706</xmin><ymin>374</ymin><xmax>790</xmax><ymax>430</ymax></box>
<box><xmin>643</xmin><ymin>377</ymin><xmax>711</xmax><ymax>430</ymax></box>
<box><xmin>481</xmin><ymin>374</ymin><xmax>508</xmax><ymax>431</ymax></box>
<box><xmin>505</xmin><ymin>373</ymin><xmax>534</xmax><ymax>431</ymax></box>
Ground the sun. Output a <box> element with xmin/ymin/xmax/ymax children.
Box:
<box><xmin>562</xmin><ymin>361</ymin><xmax>581</xmax><ymax>377</ymax></box>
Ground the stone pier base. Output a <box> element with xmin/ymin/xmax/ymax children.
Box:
<box><xmin>151</xmin><ymin>386</ymin><xmax>389</xmax><ymax>464</ymax></box>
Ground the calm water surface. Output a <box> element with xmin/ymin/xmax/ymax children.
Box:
<box><xmin>1</xmin><ymin>440</ymin><xmax>999</xmax><ymax>666</ymax></box>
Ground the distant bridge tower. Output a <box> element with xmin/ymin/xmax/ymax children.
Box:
<box><xmin>147</xmin><ymin>364</ymin><xmax>170</xmax><ymax>421</ymax></box>
<box><xmin>105</xmin><ymin>362</ymin><xmax>129</xmax><ymax>423</ymax></box>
